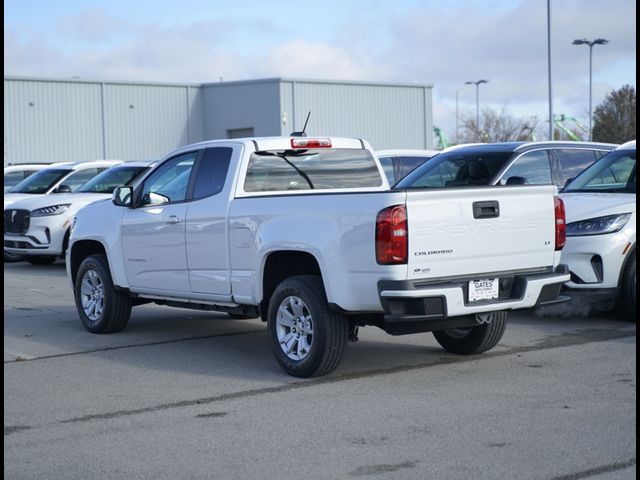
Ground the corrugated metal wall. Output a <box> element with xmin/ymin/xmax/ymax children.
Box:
<box><xmin>4</xmin><ymin>78</ymin><xmax>204</xmax><ymax>165</ymax></box>
<box><xmin>280</xmin><ymin>79</ymin><xmax>434</xmax><ymax>150</ymax></box>
<box><xmin>4</xmin><ymin>79</ymin><xmax>104</xmax><ymax>164</ymax></box>
<box><xmin>103</xmin><ymin>83</ymin><xmax>196</xmax><ymax>161</ymax></box>
<box><xmin>201</xmin><ymin>80</ymin><xmax>281</xmax><ymax>141</ymax></box>
<box><xmin>4</xmin><ymin>77</ymin><xmax>434</xmax><ymax>165</ymax></box>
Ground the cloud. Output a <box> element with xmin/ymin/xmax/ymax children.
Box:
<box><xmin>4</xmin><ymin>0</ymin><xmax>636</xmax><ymax>137</ymax></box>
<box><xmin>54</xmin><ymin>8</ymin><xmax>129</xmax><ymax>45</ymax></box>
<box><xmin>380</xmin><ymin>0</ymin><xmax>636</xmax><ymax>131</ymax></box>
<box><xmin>256</xmin><ymin>40</ymin><xmax>380</xmax><ymax>80</ymax></box>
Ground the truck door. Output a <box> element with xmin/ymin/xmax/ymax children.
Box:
<box><xmin>121</xmin><ymin>151</ymin><xmax>198</xmax><ymax>293</ymax></box>
<box><xmin>185</xmin><ymin>146</ymin><xmax>236</xmax><ymax>295</ymax></box>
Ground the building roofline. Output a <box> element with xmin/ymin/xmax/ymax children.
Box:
<box><xmin>5</xmin><ymin>75</ymin><xmax>434</xmax><ymax>90</ymax></box>
<box><xmin>201</xmin><ymin>77</ymin><xmax>434</xmax><ymax>89</ymax></box>
<box><xmin>3</xmin><ymin>75</ymin><xmax>202</xmax><ymax>88</ymax></box>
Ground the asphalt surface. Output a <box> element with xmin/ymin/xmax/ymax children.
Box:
<box><xmin>4</xmin><ymin>260</ymin><xmax>636</xmax><ymax>479</ymax></box>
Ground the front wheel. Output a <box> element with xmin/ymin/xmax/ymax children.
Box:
<box><xmin>433</xmin><ymin>311</ymin><xmax>507</xmax><ymax>355</ymax></box>
<box><xmin>617</xmin><ymin>251</ymin><xmax>636</xmax><ymax>321</ymax></box>
<box><xmin>267</xmin><ymin>275</ymin><xmax>348</xmax><ymax>378</ymax></box>
<box><xmin>74</xmin><ymin>254</ymin><xmax>132</xmax><ymax>333</ymax></box>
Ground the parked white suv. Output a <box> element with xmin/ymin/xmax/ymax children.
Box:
<box><xmin>4</xmin><ymin>161</ymin><xmax>154</xmax><ymax>265</ymax></box>
<box><xmin>560</xmin><ymin>141</ymin><xmax>636</xmax><ymax>320</ymax></box>
<box><xmin>4</xmin><ymin>160</ymin><xmax>123</xmax><ymax>208</ymax></box>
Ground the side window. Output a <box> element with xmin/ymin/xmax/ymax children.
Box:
<box><xmin>140</xmin><ymin>152</ymin><xmax>197</xmax><ymax>205</ymax></box>
<box><xmin>395</xmin><ymin>156</ymin><xmax>432</xmax><ymax>183</ymax></box>
<box><xmin>500</xmin><ymin>150</ymin><xmax>552</xmax><ymax>185</ymax></box>
<box><xmin>412</xmin><ymin>162</ymin><xmax>457</xmax><ymax>187</ymax></box>
<box><xmin>378</xmin><ymin>156</ymin><xmax>395</xmax><ymax>184</ymax></box>
<box><xmin>192</xmin><ymin>147</ymin><xmax>232</xmax><ymax>200</ymax></box>
<box><xmin>556</xmin><ymin>149</ymin><xmax>598</xmax><ymax>186</ymax></box>
<box><xmin>63</xmin><ymin>168</ymin><xmax>102</xmax><ymax>191</ymax></box>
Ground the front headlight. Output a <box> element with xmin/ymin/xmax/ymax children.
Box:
<box><xmin>566</xmin><ymin>213</ymin><xmax>631</xmax><ymax>236</ymax></box>
<box><xmin>31</xmin><ymin>204</ymin><xmax>71</xmax><ymax>217</ymax></box>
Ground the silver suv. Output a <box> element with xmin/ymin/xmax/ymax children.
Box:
<box><xmin>395</xmin><ymin>141</ymin><xmax>618</xmax><ymax>189</ymax></box>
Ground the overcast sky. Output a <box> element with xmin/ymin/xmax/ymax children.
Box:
<box><xmin>4</xmin><ymin>0</ymin><xmax>636</xmax><ymax>139</ymax></box>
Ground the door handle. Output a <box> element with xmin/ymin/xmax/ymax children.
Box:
<box><xmin>167</xmin><ymin>215</ymin><xmax>182</xmax><ymax>224</ymax></box>
<box><xmin>473</xmin><ymin>201</ymin><xmax>500</xmax><ymax>219</ymax></box>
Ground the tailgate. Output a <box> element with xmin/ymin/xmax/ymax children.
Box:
<box><xmin>405</xmin><ymin>186</ymin><xmax>557</xmax><ymax>280</ymax></box>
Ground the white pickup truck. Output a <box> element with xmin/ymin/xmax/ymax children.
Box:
<box><xmin>67</xmin><ymin>136</ymin><xmax>570</xmax><ymax>377</ymax></box>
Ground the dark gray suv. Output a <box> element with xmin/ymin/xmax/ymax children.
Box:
<box><xmin>395</xmin><ymin>141</ymin><xmax>618</xmax><ymax>189</ymax></box>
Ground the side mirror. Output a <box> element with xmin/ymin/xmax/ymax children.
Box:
<box><xmin>505</xmin><ymin>176</ymin><xmax>528</xmax><ymax>186</ymax></box>
<box><xmin>112</xmin><ymin>186</ymin><xmax>133</xmax><ymax>207</ymax></box>
<box><xmin>54</xmin><ymin>184</ymin><xmax>72</xmax><ymax>193</ymax></box>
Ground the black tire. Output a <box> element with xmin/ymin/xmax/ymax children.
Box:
<box><xmin>4</xmin><ymin>250</ymin><xmax>24</xmax><ymax>263</ymax></box>
<box><xmin>433</xmin><ymin>311</ymin><xmax>508</xmax><ymax>355</ymax></box>
<box><xmin>267</xmin><ymin>275</ymin><xmax>348</xmax><ymax>378</ymax></box>
<box><xmin>617</xmin><ymin>251</ymin><xmax>636</xmax><ymax>322</ymax></box>
<box><xmin>25</xmin><ymin>255</ymin><xmax>57</xmax><ymax>265</ymax></box>
<box><xmin>74</xmin><ymin>254</ymin><xmax>132</xmax><ymax>333</ymax></box>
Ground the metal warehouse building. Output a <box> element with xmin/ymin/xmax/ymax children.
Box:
<box><xmin>3</xmin><ymin>76</ymin><xmax>434</xmax><ymax>166</ymax></box>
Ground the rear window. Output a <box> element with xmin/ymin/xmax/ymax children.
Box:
<box><xmin>244</xmin><ymin>148</ymin><xmax>383</xmax><ymax>193</ymax></box>
<box><xmin>395</xmin><ymin>150</ymin><xmax>513</xmax><ymax>189</ymax></box>
<box><xmin>555</xmin><ymin>149</ymin><xmax>598</xmax><ymax>186</ymax></box>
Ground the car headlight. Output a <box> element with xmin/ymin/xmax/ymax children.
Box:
<box><xmin>30</xmin><ymin>204</ymin><xmax>71</xmax><ymax>217</ymax></box>
<box><xmin>566</xmin><ymin>213</ymin><xmax>631</xmax><ymax>236</ymax></box>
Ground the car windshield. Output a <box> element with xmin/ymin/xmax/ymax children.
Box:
<box><xmin>563</xmin><ymin>149</ymin><xmax>636</xmax><ymax>194</ymax></box>
<box><xmin>8</xmin><ymin>169</ymin><xmax>71</xmax><ymax>194</ymax></box>
<box><xmin>77</xmin><ymin>166</ymin><xmax>149</xmax><ymax>193</ymax></box>
<box><xmin>394</xmin><ymin>150</ymin><xmax>513</xmax><ymax>189</ymax></box>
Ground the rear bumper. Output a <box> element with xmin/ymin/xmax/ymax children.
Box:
<box><xmin>377</xmin><ymin>265</ymin><xmax>570</xmax><ymax>334</ymax></box>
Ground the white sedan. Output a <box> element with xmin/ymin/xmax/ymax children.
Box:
<box><xmin>560</xmin><ymin>140</ymin><xmax>636</xmax><ymax>320</ymax></box>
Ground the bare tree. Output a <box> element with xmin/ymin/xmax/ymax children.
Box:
<box><xmin>458</xmin><ymin>107</ymin><xmax>539</xmax><ymax>143</ymax></box>
<box><xmin>592</xmin><ymin>85</ymin><xmax>636</xmax><ymax>144</ymax></box>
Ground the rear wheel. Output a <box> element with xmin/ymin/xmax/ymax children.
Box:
<box><xmin>617</xmin><ymin>251</ymin><xmax>636</xmax><ymax>321</ymax></box>
<box><xmin>25</xmin><ymin>255</ymin><xmax>57</xmax><ymax>265</ymax></box>
<box><xmin>74</xmin><ymin>254</ymin><xmax>132</xmax><ymax>333</ymax></box>
<box><xmin>433</xmin><ymin>311</ymin><xmax>507</xmax><ymax>355</ymax></box>
<box><xmin>267</xmin><ymin>275</ymin><xmax>348</xmax><ymax>378</ymax></box>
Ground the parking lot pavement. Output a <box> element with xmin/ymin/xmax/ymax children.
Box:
<box><xmin>4</xmin><ymin>261</ymin><xmax>636</xmax><ymax>479</ymax></box>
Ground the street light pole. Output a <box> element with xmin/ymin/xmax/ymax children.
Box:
<box><xmin>572</xmin><ymin>38</ymin><xmax>609</xmax><ymax>141</ymax></box>
<box><xmin>455</xmin><ymin>89</ymin><xmax>459</xmax><ymax>144</ymax></box>
<box><xmin>465</xmin><ymin>79</ymin><xmax>488</xmax><ymax>129</ymax></box>
<box><xmin>547</xmin><ymin>0</ymin><xmax>553</xmax><ymax>140</ymax></box>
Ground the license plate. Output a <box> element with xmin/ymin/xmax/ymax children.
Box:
<box><xmin>468</xmin><ymin>278</ymin><xmax>499</xmax><ymax>302</ymax></box>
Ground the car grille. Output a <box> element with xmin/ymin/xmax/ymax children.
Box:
<box><xmin>4</xmin><ymin>209</ymin><xmax>30</xmax><ymax>234</ymax></box>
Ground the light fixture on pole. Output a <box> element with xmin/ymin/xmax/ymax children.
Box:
<box><xmin>465</xmin><ymin>79</ymin><xmax>488</xmax><ymax>128</ymax></box>
<box><xmin>572</xmin><ymin>38</ymin><xmax>609</xmax><ymax>141</ymax></box>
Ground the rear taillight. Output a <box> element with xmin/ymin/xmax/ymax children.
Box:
<box><xmin>376</xmin><ymin>205</ymin><xmax>408</xmax><ymax>264</ymax></box>
<box><xmin>555</xmin><ymin>196</ymin><xmax>566</xmax><ymax>250</ymax></box>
